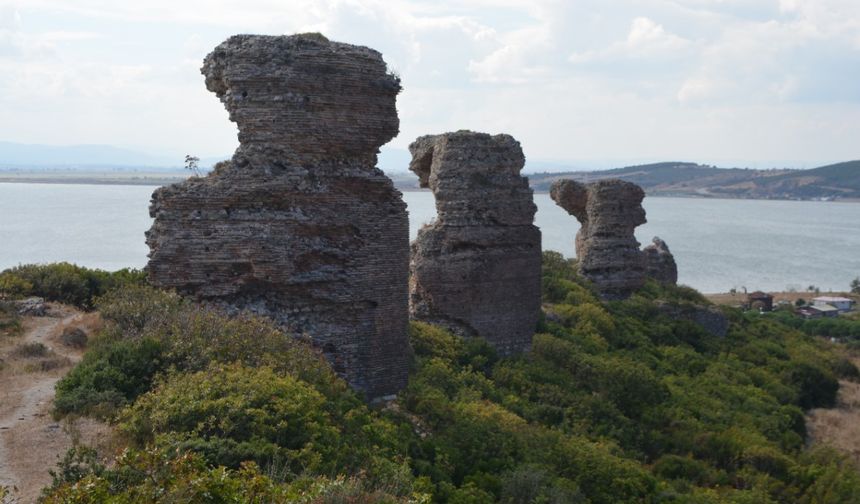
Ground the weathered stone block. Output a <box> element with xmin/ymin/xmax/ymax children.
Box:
<box><xmin>408</xmin><ymin>131</ymin><xmax>541</xmax><ymax>355</ymax></box>
<box><xmin>146</xmin><ymin>34</ymin><xmax>410</xmax><ymax>399</ymax></box>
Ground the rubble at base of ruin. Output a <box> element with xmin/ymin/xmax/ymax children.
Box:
<box><xmin>145</xmin><ymin>33</ymin><xmax>410</xmax><ymax>400</ymax></box>
<box><xmin>408</xmin><ymin>131</ymin><xmax>542</xmax><ymax>355</ymax></box>
<box><xmin>550</xmin><ymin>178</ymin><xmax>648</xmax><ymax>300</ymax></box>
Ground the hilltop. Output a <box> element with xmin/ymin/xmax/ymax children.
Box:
<box><xmin>529</xmin><ymin>160</ymin><xmax>860</xmax><ymax>200</ymax></box>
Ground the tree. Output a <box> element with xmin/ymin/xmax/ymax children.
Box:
<box><xmin>852</xmin><ymin>277</ymin><xmax>860</xmax><ymax>295</ymax></box>
<box><xmin>184</xmin><ymin>155</ymin><xmax>201</xmax><ymax>177</ymax></box>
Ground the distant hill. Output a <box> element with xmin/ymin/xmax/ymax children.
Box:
<box><xmin>0</xmin><ymin>141</ymin><xmax>182</xmax><ymax>168</ymax></box>
<box><xmin>529</xmin><ymin>160</ymin><xmax>860</xmax><ymax>200</ymax></box>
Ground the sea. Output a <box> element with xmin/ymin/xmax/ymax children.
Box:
<box><xmin>1</xmin><ymin>182</ymin><xmax>858</xmax><ymax>294</ymax></box>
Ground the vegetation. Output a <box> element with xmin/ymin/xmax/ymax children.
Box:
<box><xmin>42</xmin><ymin>254</ymin><xmax>860</xmax><ymax>502</ymax></box>
<box><xmin>0</xmin><ymin>300</ymin><xmax>22</xmax><ymax>338</ymax></box>
<box><xmin>769</xmin><ymin>310</ymin><xmax>860</xmax><ymax>342</ymax></box>
<box><xmin>0</xmin><ymin>263</ymin><xmax>145</xmax><ymax>309</ymax></box>
<box><xmin>851</xmin><ymin>276</ymin><xmax>860</xmax><ymax>295</ymax></box>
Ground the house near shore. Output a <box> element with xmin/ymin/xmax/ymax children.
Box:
<box><xmin>809</xmin><ymin>304</ymin><xmax>840</xmax><ymax>318</ymax></box>
<box><xmin>747</xmin><ymin>291</ymin><xmax>774</xmax><ymax>312</ymax></box>
<box><xmin>812</xmin><ymin>296</ymin><xmax>856</xmax><ymax>313</ymax></box>
<box><xmin>797</xmin><ymin>307</ymin><xmax>823</xmax><ymax>320</ymax></box>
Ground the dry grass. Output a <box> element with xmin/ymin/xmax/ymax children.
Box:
<box><xmin>11</xmin><ymin>341</ymin><xmax>48</xmax><ymax>358</ymax></box>
<box><xmin>806</xmin><ymin>355</ymin><xmax>860</xmax><ymax>467</ymax></box>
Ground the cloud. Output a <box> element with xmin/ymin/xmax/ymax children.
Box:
<box><xmin>0</xmin><ymin>0</ymin><xmax>857</xmax><ymax>165</ymax></box>
<box><xmin>570</xmin><ymin>17</ymin><xmax>693</xmax><ymax>64</ymax></box>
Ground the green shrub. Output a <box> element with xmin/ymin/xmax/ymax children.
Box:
<box><xmin>120</xmin><ymin>363</ymin><xmax>338</xmax><ymax>472</ymax></box>
<box><xmin>41</xmin><ymin>447</ymin><xmax>423</xmax><ymax>503</ymax></box>
<box><xmin>54</xmin><ymin>337</ymin><xmax>166</xmax><ymax>418</ymax></box>
<box><xmin>0</xmin><ymin>263</ymin><xmax>145</xmax><ymax>309</ymax></box>
<box><xmin>786</xmin><ymin>361</ymin><xmax>839</xmax><ymax>409</ymax></box>
<box><xmin>0</xmin><ymin>272</ymin><xmax>33</xmax><ymax>297</ymax></box>
<box><xmin>55</xmin><ymin>285</ymin><xmax>343</xmax><ymax>418</ymax></box>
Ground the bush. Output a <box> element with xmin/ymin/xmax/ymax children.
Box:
<box><xmin>41</xmin><ymin>447</ymin><xmax>423</xmax><ymax>503</ymax></box>
<box><xmin>12</xmin><ymin>342</ymin><xmax>48</xmax><ymax>358</ymax></box>
<box><xmin>0</xmin><ymin>263</ymin><xmax>145</xmax><ymax>309</ymax></box>
<box><xmin>54</xmin><ymin>337</ymin><xmax>166</xmax><ymax>418</ymax></box>
<box><xmin>120</xmin><ymin>363</ymin><xmax>338</xmax><ymax>473</ymax></box>
<box><xmin>0</xmin><ymin>272</ymin><xmax>33</xmax><ymax>298</ymax></box>
<box><xmin>54</xmin><ymin>285</ymin><xmax>343</xmax><ymax>418</ymax></box>
<box><xmin>786</xmin><ymin>361</ymin><xmax>839</xmax><ymax>409</ymax></box>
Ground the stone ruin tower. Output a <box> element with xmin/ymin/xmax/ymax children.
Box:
<box><xmin>145</xmin><ymin>34</ymin><xmax>410</xmax><ymax>399</ymax></box>
<box><xmin>408</xmin><ymin>131</ymin><xmax>542</xmax><ymax>355</ymax></box>
<box><xmin>550</xmin><ymin>179</ymin><xmax>678</xmax><ymax>299</ymax></box>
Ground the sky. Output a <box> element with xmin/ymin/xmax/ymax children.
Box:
<box><xmin>1</xmin><ymin>0</ymin><xmax>859</xmax><ymax>170</ymax></box>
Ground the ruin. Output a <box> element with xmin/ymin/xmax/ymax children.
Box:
<box><xmin>145</xmin><ymin>34</ymin><xmax>410</xmax><ymax>399</ymax></box>
<box><xmin>550</xmin><ymin>179</ymin><xmax>647</xmax><ymax>300</ymax></box>
<box><xmin>408</xmin><ymin>131</ymin><xmax>541</xmax><ymax>355</ymax></box>
<box><xmin>642</xmin><ymin>237</ymin><xmax>678</xmax><ymax>285</ymax></box>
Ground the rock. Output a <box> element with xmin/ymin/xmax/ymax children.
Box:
<box><xmin>550</xmin><ymin>179</ymin><xmax>646</xmax><ymax>300</ymax></box>
<box><xmin>145</xmin><ymin>34</ymin><xmax>410</xmax><ymax>400</ymax></box>
<box><xmin>408</xmin><ymin>131</ymin><xmax>541</xmax><ymax>355</ymax></box>
<box><xmin>15</xmin><ymin>297</ymin><xmax>47</xmax><ymax>317</ymax></box>
<box><xmin>60</xmin><ymin>327</ymin><xmax>88</xmax><ymax>348</ymax></box>
<box><xmin>655</xmin><ymin>301</ymin><xmax>729</xmax><ymax>338</ymax></box>
<box><xmin>642</xmin><ymin>237</ymin><xmax>678</xmax><ymax>285</ymax></box>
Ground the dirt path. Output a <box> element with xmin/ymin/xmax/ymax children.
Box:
<box><xmin>0</xmin><ymin>306</ymin><xmax>108</xmax><ymax>503</ymax></box>
<box><xmin>806</xmin><ymin>356</ymin><xmax>860</xmax><ymax>467</ymax></box>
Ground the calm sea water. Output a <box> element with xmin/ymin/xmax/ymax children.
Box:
<box><xmin>1</xmin><ymin>183</ymin><xmax>858</xmax><ymax>293</ymax></box>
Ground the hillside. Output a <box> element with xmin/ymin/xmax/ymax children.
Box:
<box><xmin>3</xmin><ymin>261</ymin><xmax>860</xmax><ymax>502</ymax></box>
<box><xmin>529</xmin><ymin>160</ymin><xmax>860</xmax><ymax>200</ymax></box>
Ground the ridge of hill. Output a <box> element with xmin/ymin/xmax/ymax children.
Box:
<box><xmin>528</xmin><ymin>160</ymin><xmax>860</xmax><ymax>200</ymax></box>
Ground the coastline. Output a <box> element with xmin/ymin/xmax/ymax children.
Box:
<box><xmin>1</xmin><ymin>177</ymin><xmax>858</xmax><ymax>202</ymax></box>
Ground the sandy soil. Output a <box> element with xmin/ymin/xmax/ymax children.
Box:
<box><xmin>0</xmin><ymin>306</ymin><xmax>111</xmax><ymax>504</ymax></box>
<box><xmin>705</xmin><ymin>290</ymin><xmax>859</xmax><ymax>308</ymax></box>
<box><xmin>806</xmin><ymin>355</ymin><xmax>860</xmax><ymax>467</ymax></box>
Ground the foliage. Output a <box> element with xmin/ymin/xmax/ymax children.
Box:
<box><xmin>54</xmin><ymin>285</ymin><xmax>343</xmax><ymax>419</ymax></box>
<box><xmin>12</xmin><ymin>341</ymin><xmax>48</xmax><ymax>358</ymax></box>
<box><xmin>0</xmin><ymin>301</ymin><xmax>22</xmax><ymax>337</ymax></box>
<box><xmin>41</xmin><ymin>448</ymin><xmax>426</xmax><ymax>504</ymax></box>
<box><xmin>42</xmin><ymin>251</ymin><xmax>860</xmax><ymax>503</ymax></box>
<box><xmin>184</xmin><ymin>154</ymin><xmax>201</xmax><ymax>177</ymax></box>
<box><xmin>852</xmin><ymin>276</ymin><xmax>860</xmax><ymax>295</ymax></box>
<box><xmin>0</xmin><ymin>263</ymin><xmax>145</xmax><ymax>309</ymax></box>
<box><xmin>769</xmin><ymin>309</ymin><xmax>860</xmax><ymax>341</ymax></box>
<box><xmin>120</xmin><ymin>363</ymin><xmax>356</xmax><ymax>474</ymax></box>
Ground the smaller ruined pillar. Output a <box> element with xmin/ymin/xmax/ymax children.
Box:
<box><xmin>408</xmin><ymin>131</ymin><xmax>541</xmax><ymax>355</ymax></box>
<box><xmin>643</xmin><ymin>237</ymin><xmax>678</xmax><ymax>285</ymax></box>
<box><xmin>550</xmin><ymin>179</ymin><xmax>647</xmax><ymax>300</ymax></box>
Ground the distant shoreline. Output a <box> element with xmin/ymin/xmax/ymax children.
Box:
<box><xmin>1</xmin><ymin>177</ymin><xmax>859</xmax><ymax>203</ymax></box>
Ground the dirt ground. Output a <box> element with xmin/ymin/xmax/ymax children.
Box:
<box><xmin>0</xmin><ymin>305</ymin><xmax>112</xmax><ymax>504</ymax></box>
<box><xmin>705</xmin><ymin>290</ymin><xmax>859</xmax><ymax>308</ymax></box>
<box><xmin>806</xmin><ymin>355</ymin><xmax>860</xmax><ymax>467</ymax></box>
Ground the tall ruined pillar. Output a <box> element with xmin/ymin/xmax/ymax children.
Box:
<box><xmin>408</xmin><ymin>131</ymin><xmax>541</xmax><ymax>355</ymax></box>
<box><xmin>550</xmin><ymin>179</ymin><xmax>647</xmax><ymax>300</ymax></box>
<box><xmin>145</xmin><ymin>34</ymin><xmax>410</xmax><ymax>399</ymax></box>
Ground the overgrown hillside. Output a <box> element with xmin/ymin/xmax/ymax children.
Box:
<box><xmin>3</xmin><ymin>260</ymin><xmax>859</xmax><ymax>503</ymax></box>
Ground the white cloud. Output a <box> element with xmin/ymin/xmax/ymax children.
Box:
<box><xmin>0</xmin><ymin>0</ymin><xmax>857</xmax><ymax>165</ymax></box>
<box><xmin>570</xmin><ymin>16</ymin><xmax>693</xmax><ymax>64</ymax></box>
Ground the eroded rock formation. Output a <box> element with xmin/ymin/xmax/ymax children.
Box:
<box><xmin>643</xmin><ymin>237</ymin><xmax>678</xmax><ymax>285</ymax></box>
<box><xmin>145</xmin><ymin>34</ymin><xmax>410</xmax><ymax>399</ymax></box>
<box><xmin>408</xmin><ymin>131</ymin><xmax>541</xmax><ymax>355</ymax></box>
<box><xmin>655</xmin><ymin>302</ymin><xmax>729</xmax><ymax>338</ymax></box>
<box><xmin>550</xmin><ymin>179</ymin><xmax>647</xmax><ymax>300</ymax></box>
